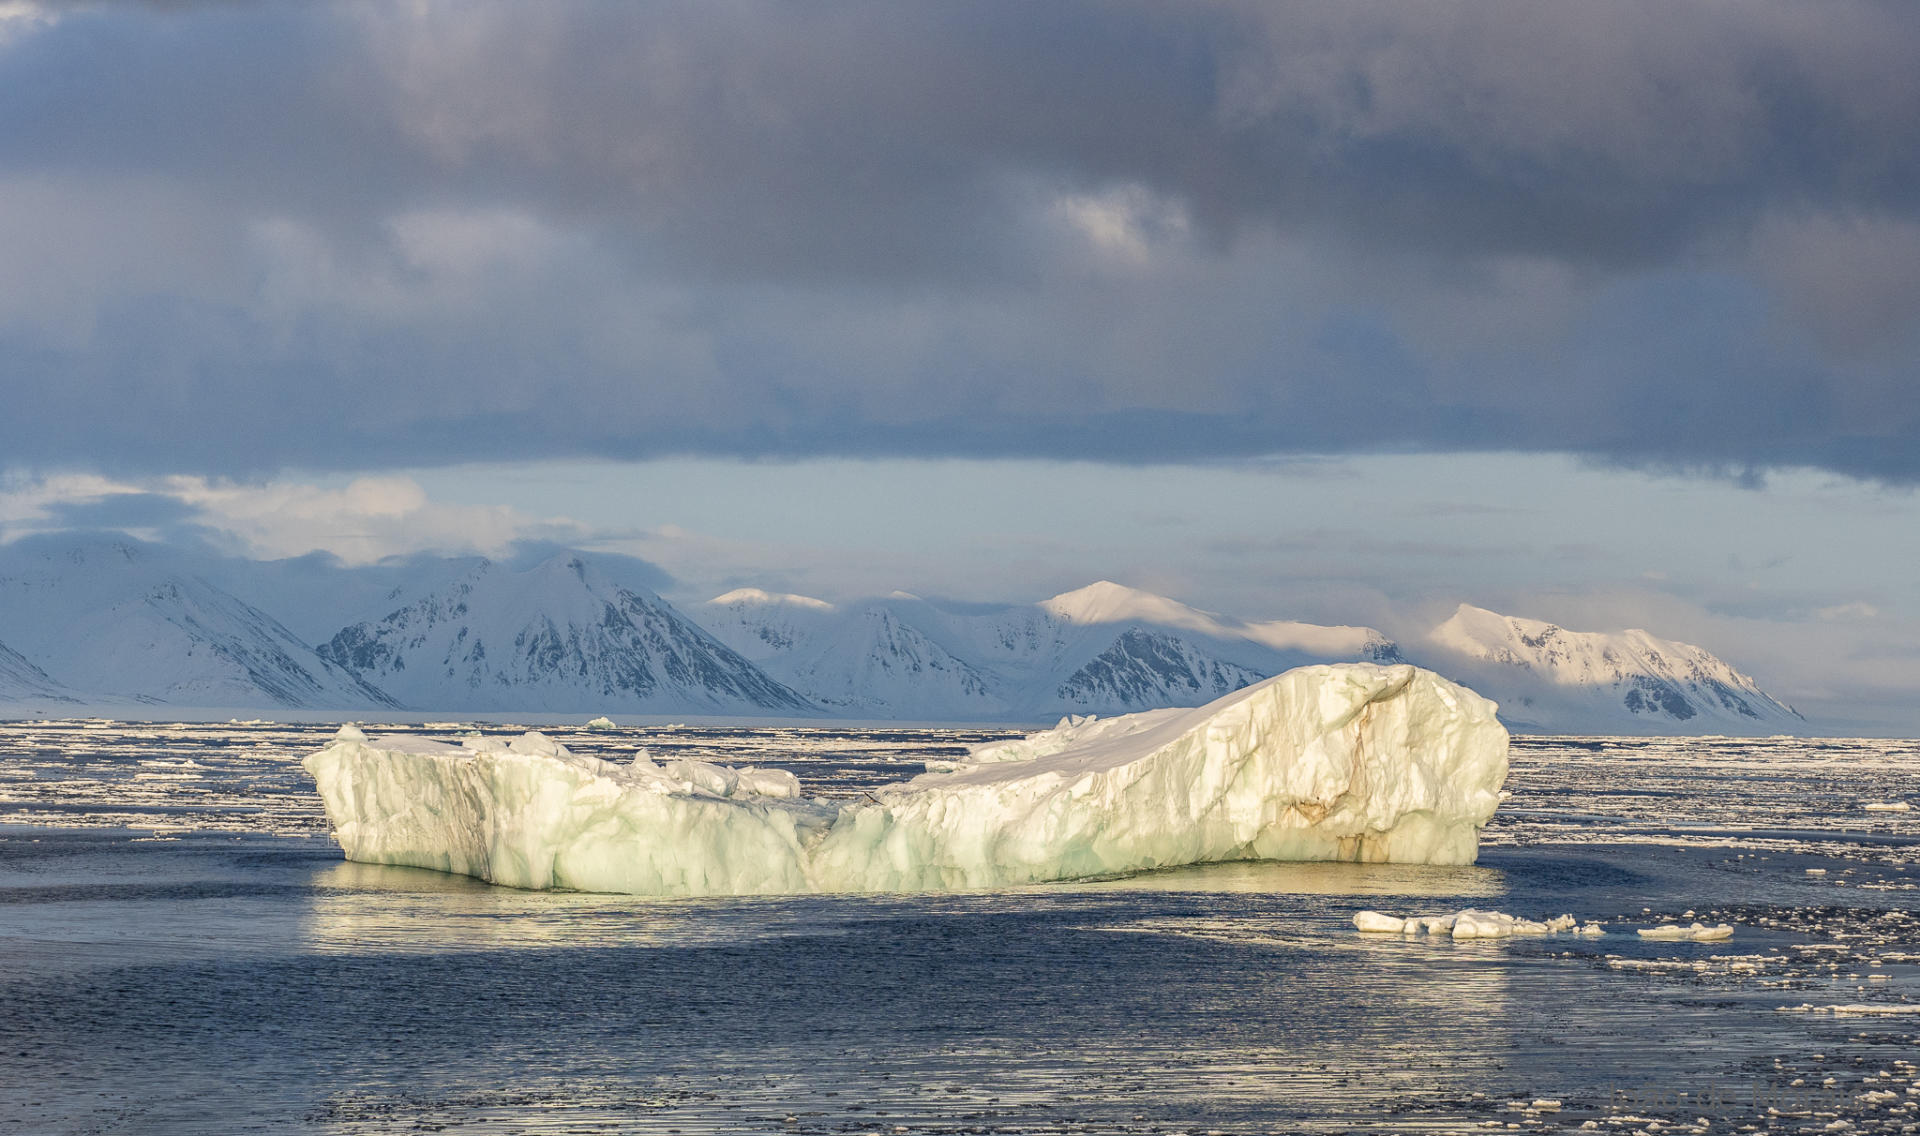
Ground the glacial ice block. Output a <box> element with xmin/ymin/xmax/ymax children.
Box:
<box><xmin>303</xmin><ymin>663</ymin><xmax>1509</xmax><ymax>896</ymax></box>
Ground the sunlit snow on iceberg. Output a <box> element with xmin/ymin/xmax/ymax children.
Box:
<box><xmin>303</xmin><ymin>662</ymin><xmax>1509</xmax><ymax>895</ymax></box>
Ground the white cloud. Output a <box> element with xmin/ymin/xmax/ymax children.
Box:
<box><xmin>0</xmin><ymin>471</ymin><xmax>592</xmax><ymax>565</ymax></box>
<box><xmin>1051</xmin><ymin>184</ymin><xmax>1191</xmax><ymax>266</ymax></box>
<box><xmin>0</xmin><ymin>1</ymin><xmax>55</xmax><ymax>47</ymax></box>
<box><xmin>1815</xmin><ymin>601</ymin><xmax>1881</xmax><ymax>623</ymax></box>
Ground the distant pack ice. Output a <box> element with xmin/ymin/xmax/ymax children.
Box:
<box><xmin>304</xmin><ymin>663</ymin><xmax>1509</xmax><ymax>896</ymax></box>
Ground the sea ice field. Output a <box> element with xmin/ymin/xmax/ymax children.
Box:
<box><xmin>2</xmin><ymin>719</ymin><xmax>1918</xmax><ymax>1134</ymax></box>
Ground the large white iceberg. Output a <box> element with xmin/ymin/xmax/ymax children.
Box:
<box><xmin>303</xmin><ymin>663</ymin><xmax>1509</xmax><ymax>896</ymax></box>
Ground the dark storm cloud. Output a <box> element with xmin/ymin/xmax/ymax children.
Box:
<box><xmin>2</xmin><ymin>0</ymin><xmax>1918</xmax><ymax>476</ymax></box>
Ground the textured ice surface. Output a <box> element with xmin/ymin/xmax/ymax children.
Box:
<box><xmin>304</xmin><ymin>663</ymin><xmax>1509</xmax><ymax>895</ymax></box>
<box><xmin>1637</xmin><ymin>922</ymin><xmax>1735</xmax><ymax>941</ymax></box>
<box><xmin>1352</xmin><ymin>909</ymin><xmax>1593</xmax><ymax>937</ymax></box>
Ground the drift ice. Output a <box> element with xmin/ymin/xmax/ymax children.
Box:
<box><xmin>303</xmin><ymin>663</ymin><xmax>1509</xmax><ymax>896</ymax></box>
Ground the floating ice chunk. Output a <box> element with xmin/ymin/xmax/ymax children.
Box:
<box><xmin>1638</xmin><ymin>922</ymin><xmax>1735</xmax><ymax>941</ymax></box>
<box><xmin>1864</xmin><ymin>802</ymin><xmax>1911</xmax><ymax>812</ymax></box>
<box><xmin>586</xmin><ymin>716</ymin><xmax>617</xmax><ymax>731</ymax></box>
<box><xmin>1354</xmin><ymin>908</ymin><xmax>1589</xmax><ymax>938</ymax></box>
<box><xmin>305</xmin><ymin>663</ymin><xmax>1509</xmax><ymax>896</ymax></box>
<box><xmin>1775</xmin><ymin>1003</ymin><xmax>1920</xmax><ymax>1016</ymax></box>
<box><xmin>1450</xmin><ymin>909</ymin><xmax>1510</xmax><ymax>938</ymax></box>
<box><xmin>1353</xmin><ymin>910</ymin><xmax>1409</xmax><ymax>933</ymax></box>
<box><xmin>1454</xmin><ymin>909</ymin><xmax>1545</xmax><ymax>938</ymax></box>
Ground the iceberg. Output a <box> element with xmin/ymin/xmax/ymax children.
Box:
<box><xmin>303</xmin><ymin>662</ymin><xmax>1509</xmax><ymax>896</ymax></box>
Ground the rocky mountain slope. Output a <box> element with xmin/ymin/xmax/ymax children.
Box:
<box><xmin>0</xmin><ymin>537</ymin><xmax>396</xmax><ymax>710</ymax></box>
<box><xmin>0</xmin><ymin>536</ymin><xmax>1806</xmax><ymax>732</ymax></box>
<box><xmin>319</xmin><ymin>555</ymin><xmax>813</xmax><ymax>715</ymax></box>
<box><xmin>698</xmin><ymin>580</ymin><xmax>1402</xmax><ymax>719</ymax></box>
<box><xmin>1422</xmin><ymin>604</ymin><xmax>1802</xmax><ymax>733</ymax></box>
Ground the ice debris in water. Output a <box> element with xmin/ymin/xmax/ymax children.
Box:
<box><xmin>303</xmin><ymin>663</ymin><xmax>1508</xmax><ymax>896</ymax></box>
<box><xmin>1775</xmin><ymin>1003</ymin><xmax>1920</xmax><ymax>1016</ymax></box>
<box><xmin>1637</xmin><ymin>922</ymin><xmax>1735</xmax><ymax>941</ymax></box>
<box><xmin>1353</xmin><ymin>909</ymin><xmax>1601</xmax><ymax>938</ymax></box>
<box><xmin>585</xmin><ymin>716</ymin><xmax>617</xmax><ymax>731</ymax></box>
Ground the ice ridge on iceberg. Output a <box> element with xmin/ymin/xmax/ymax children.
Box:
<box><xmin>303</xmin><ymin>662</ymin><xmax>1510</xmax><ymax>896</ymax></box>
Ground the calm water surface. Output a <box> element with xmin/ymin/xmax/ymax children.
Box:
<box><xmin>2</xmin><ymin>722</ymin><xmax>1918</xmax><ymax>1134</ymax></box>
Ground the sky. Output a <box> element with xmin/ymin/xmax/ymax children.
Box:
<box><xmin>2</xmin><ymin>1</ymin><xmax>1919</xmax><ymax>728</ymax></box>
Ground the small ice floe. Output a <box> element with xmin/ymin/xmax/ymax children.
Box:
<box><xmin>1637</xmin><ymin>922</ymin><xmax>1735</xmax><ymax>942</ymax></box>
<box><xmin>1353</xmin><ymin>909</ymin><xmax>1598</xmax><ymax>938</ymax></box>
<box><xmin>586</xmin><ymin>716</ymin><xmax>617</xmax><ymax>731</ymax></box>
<box><xmin>1353</xmin><ymin>910</ymin><xmax>1410</xmax><ymax>933</ymax></box>
<box><xmin>1775</xmin><ymin>1003</ymin><xmax>1920</xmax><ymax>1016</ymax></box>
<box><xmin>1863</xmin><ymin>802</ymin><xmax>1912</xmax><ymax>812</ymax></box>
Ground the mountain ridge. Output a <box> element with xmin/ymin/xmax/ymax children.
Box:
<box><xmin>1423</xmin><ymin>603</ymin><xmax>1802</xmax><ymax>733</ymax></box>
<box><xmin>697</xmin><ymin>583</ymin><xmax>1407</xmax><ymax>720</ymax></box>
<box><xmin>0</xmin><ymin>536</ymin><xmax>1805</xmax><ymax>733</ymax></box>
<box><xmin>318</xmin><ymin>554</ymin><xmax>814</xmax><ymax>715</ymax></box>
<box><xmin>0</xmin><ymin>536</ymin><xmax>397</xmax><ymax>711</ymax></box>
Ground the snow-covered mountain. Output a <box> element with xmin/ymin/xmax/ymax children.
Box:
<box><xmin>0</xmin><ymin>536</ymin><xmax>396</xmax><ymax>710</ymax></box>
<box><xmin>1420</xmin><ymin>604</ymin><xmax>1802</xmax><ymax>733</ymax></box>
<box><xmin>702</xmin><ymin>589</ymin><xmax>999</xmax><ymax>717</ymax></box>
<box><xmin>0</xmin><ymin>534</ymin><xmax>1805</xmax><ymax>732</ymax></box>
<box><xmin>0</xmin><ymin>637</ymin><xmax>77</xmax><ymax>706</ymax></box>
<box><xmin>1052</xmin><ymin>628</ymin><xmax>1268</xmax><ymax>708</ymax></box>
<box><xmin>698</xmin><ymin>580</ymin><xmax>1403</xmax><ymax>719</ymax></box>
<box><xmin>320</xmin><ymin>555</ymin><xmax>813</xmax><ymax>715</ymax></box>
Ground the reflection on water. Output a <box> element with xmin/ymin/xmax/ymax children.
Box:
<box><xmin>1085</xmin><ymin>856</ymin><xmax>1509</xmax><ymax>897</ymax></box>
<box><xmin>295</xmin><ymin>858</ymin><xmax>1511</xmax><ymax>958</ymax></box>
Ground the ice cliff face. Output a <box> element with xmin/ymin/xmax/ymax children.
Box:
<box><xmin>304</xmin><ymin>663</ymin><xmax>1510</xmax><ymax>896</ymax></box>
<box><xmin>320</xmin><ymin>555</ymin><xmax>813</xmax><ymax>715</ymax></box>
<box><xmin>0</xmin><ymin>537</ymin><xmax>395</xmax><ymax>710</ymax></box>
<box><xmin>697</xmin><ymin>581</ymin><xmax>1403</xmax><ymax>720</ymax></box>
<box><xmin>1425</xmin><ymin>604</ymin><xmax>1802</xmax><ymax>732</ymax></box>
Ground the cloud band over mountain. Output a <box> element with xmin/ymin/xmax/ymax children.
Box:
<box><xmin>2</xmin><ymin>1</ymin><xmax>1918</xmax><ymax>477</ymax></box>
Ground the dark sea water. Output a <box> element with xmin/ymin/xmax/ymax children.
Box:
<box><xmin>2</xmin><ymin>722</ymin><xmax>1917</xmax><ymax>1134</ymax></box>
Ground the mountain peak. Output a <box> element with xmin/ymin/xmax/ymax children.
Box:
<box><xmin>708</xmin><ymin>587</ymin><xmax>836</xmax><ymax>612</ymax></box>
<box><xmin>320</xmin><ymin>561</ymin><xmax>811</xmax><ymax>714</ymax></box>
<box><xmin>1041</xmin><ymin>581</ymin><xmax>1202</xmax><ymax>626</ymax></box>
<box><xmin>1434</xmin><ymin>604</ymin><xmax>1662</xmax><ymax>659</ymax></box>
<box><xmin>1427</xmin><ymin>602</ymin><xmax>1799</xmax><ymax>730</ymax></box>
